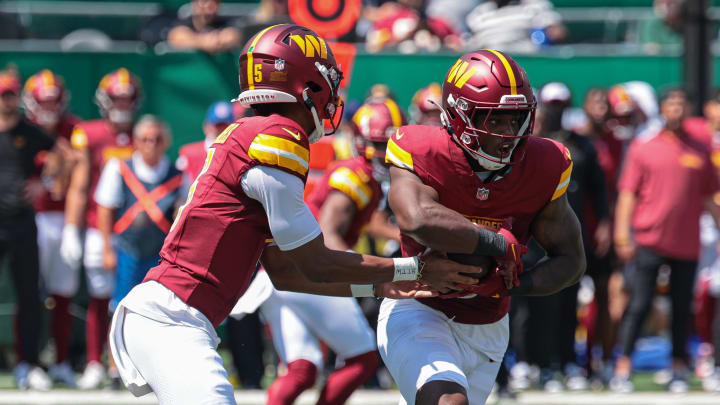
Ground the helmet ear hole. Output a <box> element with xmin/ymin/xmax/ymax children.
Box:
<box><xmin>306</xmin><ymin>81</ymin><xmax>322</xmax><ymax>93</ymax></box>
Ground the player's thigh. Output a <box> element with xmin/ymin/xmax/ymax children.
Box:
<box><xmin>377</xmin><ymin>299</ymin><xmax>467</xmax><ymax>405</ymax></box>
<box><xmin>122</xmin><ymin>310</ymin><xmax>236</xmax><ymax>405</ymax></box>
<box><xmin>260</xmin><ymin>292</ymin><xmax>323</xmax><ymax>367</ymax></box>
<box><xmin>464</xmin><ymin>353</ymin><xmax>502</xmax><ymax>405</ymax></box>
<box><xmin>276</xmin><ymin>290</ymin><xmax>376</xmax><ymax>359</ymax></box>
<box><xmin>36</xmin><ymin>212</ymin><xmax>79</xmax><ymax>296</ymax></box>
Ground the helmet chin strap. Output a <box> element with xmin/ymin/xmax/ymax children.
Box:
<box><xmin>475</xmin><ymin>149</ymin><xmax>507</xmax><ymax>171</ymax></box>
<box><xmin>302</xmin><ymin>88</ymin><xmax>324</xmax><ymax>144</ymax></box>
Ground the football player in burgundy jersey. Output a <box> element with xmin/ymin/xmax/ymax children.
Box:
<box><xmin>243</xmin><ymin>99</ymin><xmax>405</xmax><ymax>405</ymax></box>
<box><xmin>108</xmin><ymin>24</ymin><xmax>484</xmax><ymax>405</ymax></box>
<box><xmin>22</xmin><ymin>70</ymin><xmax>80</xmax><ymax>387</ymax></box>
<box><xmin>61</xmin><ymin>68</ymin><xmax>140</xmax><ymax>389</ymax></box>
<box><xmin>378</xmin><ymin>50</ymin><xmax>586</xmax><ymax>405</ymax></box>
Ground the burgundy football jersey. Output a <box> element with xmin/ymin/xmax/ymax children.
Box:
<box><xmin>143</xmin><ymin>114</ymin><xmax>310</xmax><ymax>327</ymax></box>
<box><xmin>386</xmin><ymin>125</ymin><xmax>573</xmax><ymax>324</ymax></box>
<box><xmin>70</xmin><ymin>119</ymin><xmax>134</xmax><ymax>228</ymax></box>
<box><xmin>34</xmin><ymin>114</ymin><xmax>80</xmax><ymax>213</ymax></box>
<box><xmin>305</xmin><ymin>157</ymin><xmax>381</xmax><ymax>247</ymax></box>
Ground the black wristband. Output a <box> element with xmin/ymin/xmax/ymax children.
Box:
<box><xmin>507</xmin><ymin>273</ymin><xmax>534</xmax><ymax>296</ymax></box>
<box><xmin>471</xmin><ymin>228</ymin><xmax>506</xmax><ymax>257</ymax></box>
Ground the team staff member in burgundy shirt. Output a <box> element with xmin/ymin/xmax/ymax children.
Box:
<box><xmin>612</xmin><ymin>89</ymin><xmax>720</xmax><ymax>393</ymax></box>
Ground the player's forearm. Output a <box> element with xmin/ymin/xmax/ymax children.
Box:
<box><xmin>64</xmin><ymin>186</ymin><xmax>87</xmax><ymax>227</ymax></box>
<box><xmin>299</xmin><ymin>249</ymin><xmax>396</xmax><ymax>283</ymax></box>
<box><xmin>613</xmin><ymin>190</ymin><xmax>636</xmax><ymax>244</ymax></box>
<box><xmin>274</xmin><ymin>276</ymin><xmax>352</xmax><ymax>297</ymax></box>
<box><xmin>96</xmin><ymin>205</ymin><xmax>114</xmax><ymax>247</ymax></box>
<box><xmin>510</xmin><ymin>253</ymin><xmax>586</xmax><ymax>296</ymax></box>
<box><xmin>321</xmin><ymin>231</ymin><xmax>350</xmax><ymax>251</ymax></box>
<box><xmin>398</xmin><ymin>203</ymin><xmax>502</xmax><ymax>255</ymax></box>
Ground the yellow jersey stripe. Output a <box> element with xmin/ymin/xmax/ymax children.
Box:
<box><xmin>487</xmin><ymin>49</ymin><xmax>517</xmax><ymax>95</ymax></box>
<box><xmin>551</xmin><ymin>162</ymin><xmax>573</xmax><ymax>201</ymax></box>
<box><xmin>383</xmin><ymin>99</ymin><xmax>403</xmax><ymax>128</ymax></box>
<box><xmin>329</xmin><ymin>168</ymin><xmax>371</xmax><ymax>209</ymax></box>
<box><xmin>252</xmin><ymin>133</ymin><xmax>310</xmax><ymax>162</ymax></box>
<box><xmin>385</xmin><ymin>138</ymin><xmax>413</xmax><ymax>170</ymax></box>
<box><xmin>249</xmin><ymin>148</ymin><xmax>308</xmax><ymax>176</ymax></box>
<box><xmin>247</xmin><ymin>25</ymin><xmax>279</xmax><ymax>90</ymax></box>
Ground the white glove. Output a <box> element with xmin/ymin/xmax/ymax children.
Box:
<box><xmin>60</xmin><ymin>224</ymin><xmax>83</xmax><ymax>270</ymax></box>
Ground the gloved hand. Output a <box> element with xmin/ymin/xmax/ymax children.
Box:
<box><xmin>60</xmin><ymin>224</ymin><xmax>83</xmax><ymax>270</ymax></box>
<box><xmin>494</xmin><ymin>228</ymin><xmax>529</xmax><ymax>287</ymax></box>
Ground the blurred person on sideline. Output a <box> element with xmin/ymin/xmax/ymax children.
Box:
<box><xmin>176</xmin><ymin>101</ymin><xmax>235</xmax><ymax>188</ymax></box>
<box><xmin>364</xmin><ymin>0</ymin><xmax>463</xmax><ymax>53</ymax></box>
<box><xmin>0</xmin><ymin>69</ymin><xmax>61</xmax><ymax>391</ymax></box>
<box><xmin>22</xmin><ymin>69</ymin><xmax>80</xmax><ymax>387</ymax></box>
<box><xmin>465</xmin><ymin>0</ymin><xmax>566</xmax><ymax>53</ymax></box>
<box><xmin>409</xmin><ymin>83</ymin><xmax>443</xmax><ymax>126</ymax></box>
<box><xmin>612</xmin><ymin>89</ymin><xmax>720</xmax><ymax>393</ymax></box>
<box><xmin>525</xmin><ymin>82</ymin><xmax>609</xmax><ymax>391</ymax></box>
<box><xmin>168</xmin><ymin>0</ymin><xmax>242</xmax><ymax>53</ymax></box>
<box><xmin>95</xmin><ymin>116</ymin><xmax>182</xmax><ymax>388</ymax></box>
<box><xmin>61</xmin><ymin>68</ymin><xmax>140</xmax><ymax>389</ymax></box>
<box><xmin>575</xmin><ymin>87</ymin><xmax>626</xmax><ymax>383</ymax></box>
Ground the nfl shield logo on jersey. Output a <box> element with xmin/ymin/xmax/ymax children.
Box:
<box><xmin>476</xmin><ymin>187</ymin><xmax>489</xmax><ymax>200</ymax></box>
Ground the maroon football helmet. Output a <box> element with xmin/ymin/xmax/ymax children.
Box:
<box><xmin>236</xmin><ymin>24</ymin><xmax>343</xmax><ymax>143</ymax></box>
<box><xmin>410</xmin><ymin>82</ymin><xmax>442</xmax><ymax>125</ymax></box>
<box><xmin>351</xmin><ymin>98</ymin><xmax>407</xmax><ymax>160</ymax></box>
<box><xmin>439</xmin><ymin>49</ymin><xmax>535</xmax><ymax>170</ymax></box>
<box><xmin>22</xmin><ymin>69</ymin><xmax>69</xmax><ymax>127</ymax></box>
<box><xmin>95</xmin><ymin>68</ymin><xmax>142</xmax><ymax>125</ymax></box>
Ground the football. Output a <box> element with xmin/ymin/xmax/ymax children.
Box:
<box><xmin>447</xmin><ymin>253</ymin><xmax>495</xmax><ymax>280</ymax></box>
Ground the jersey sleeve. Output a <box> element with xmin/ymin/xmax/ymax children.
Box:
<box><xmin>247</xmin><ymin>124</ymin><xmax>310</xmax><ymax>181</ymax></box>
<box><xmin>550</xmin><ymin>142</ymin><xmax>574</xmax><ymax>201</ymax></box>
<box><xmin>385</xmin><ymin>127</ymin><xmax>415</xmax><ymax>172</ymax></box>
<box><xmin>241</xmin><ymin>165</ymin><xmax>321</xmax><ymax>251</ymax></box>
<box><xmin>327</xmin><ymin>165</ymin><xmax>374</xmax><ymax>210</ymax></box>
<box><xmin>94</xmin><ymin>158</ymin><xmax>123</xmax><ymax>208</ymax></box>
<box><xmin>70</xmin><ymin>125</ymin><xmax>89</xmax><ymax>150</ymax></box>
<box><xmin>617</xmin><ymin>140</ymin><xmax>643</xmax><ymax>194</ymax></box>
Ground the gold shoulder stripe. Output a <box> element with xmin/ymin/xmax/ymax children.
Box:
<box><xmin>383</xmin><ymin>99</ymin><xmax>403</xmax><ymax>128</ymax></box>
<box><xmin>70</xmin><ymin>127</ymin><xmax>88</xmax><ymax>149</ymax></box>
<box><xmin>385</xmin><ymin>138</ymin><xmax>413</xmax><ymax>170</ymax></box>
<box><xmin>249</xmin><ymin>133</ymin><xmax>310</xmax><ymax>176</ymax></box>
<box><xmin>551</xmin><ymin>162</ymin><xmax>573</xmax><ymax>201</ymax></box>
<box><xmin>329</xmin><ymin>167</ymin><xmax>372</xmax><ymax>209</ymax></box>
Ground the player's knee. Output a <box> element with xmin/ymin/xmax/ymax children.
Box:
<box><xmin>286</xmin><ymin>359</ymin><xmax>318</xmax><ymax>390</ymax></box>
<box><xmin>416</xmin><ymin>381</ymin><xmax>468</xmax><ymax>405</ymax></box>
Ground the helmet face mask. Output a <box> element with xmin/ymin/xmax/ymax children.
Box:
<box><xmin>440</xmin><ymin>50</ymin><xmax>536</xmax><ymax>171</ymax></box>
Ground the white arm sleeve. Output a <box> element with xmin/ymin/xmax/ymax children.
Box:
<box><xmin>241</xmin><ymin>166</ymin><xmax>321</xmax><ymax>251</ymax></box>
<box><xmin>94</xmin><ymin>158</ymin><xmax>123</xmax><ymax>209</ymax></box>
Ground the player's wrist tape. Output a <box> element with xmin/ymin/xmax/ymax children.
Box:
<box><xmin>472</xmin><ymin>229</ymin><xmax>506</xmax><ymax>257</ymax></box>
<box><xmin>392</xmin><ymin>257</ymin><xmax>419</xmax><ymax>281</ymax></box>
<box><xmin>350</xmin><ymin>284</ymin><xmax>375</xmax><ymax>297</ymax></box>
